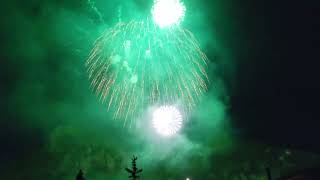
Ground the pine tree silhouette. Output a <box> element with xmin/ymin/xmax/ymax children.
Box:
<box><xmin>76</xmin><ymin>169</ymin><xmax>85</xmax><ymax>180</ymax></box>
<box><xmin>266</xmin><ymin>167</ymin><xmax>272</xmax><ymax>180</ymax></box>
<box><xmin>125</xmin><ymin>156</ymin><xmax>143</xmax><ymax>180</ymax></box>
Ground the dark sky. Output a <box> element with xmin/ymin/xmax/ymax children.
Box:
<box><xmin>230</xmin><ymin>0</ymin><xmax>320</xmax><ymax>151</ymax></box>
<box><xmin>0</xmin><ymin>0</ymin><xmax>319</xmax><ymax>179</ymax></box>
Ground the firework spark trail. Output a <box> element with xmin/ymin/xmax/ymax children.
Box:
<box><xmin>86</xmin><ymin>20</ymin><xmax>209</xmax><ymax>124</ymax></box>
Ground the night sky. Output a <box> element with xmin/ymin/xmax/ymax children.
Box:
<box><xmin>1</xmin><ymin>0</ymin><xmax>319</xmax><ymax>179</ymax></box>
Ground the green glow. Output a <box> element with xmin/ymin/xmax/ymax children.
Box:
<box><xmin>152</xmin><ymin>0</ymin><xmax>186</xmax><ymax>28</ymax></box>
<box><xmin>86</xmin><ymin>20</ymin><xmax>208</xmax><ymax>124</ymax></box>
<box><xmin>152</xmin><ymin>105</ymin><xmax>182</xmax><ymax>136</ymax></box>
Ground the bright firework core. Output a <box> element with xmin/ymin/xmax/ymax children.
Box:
<box><xmin>152</xmin><ymin>0</ymin><xmax>186</xmax><ymax>28</ymax></box>
<box><xmin>152</xmin><ymin>105</ymin><xmax>183</xmax><ymax>136</ymax></box>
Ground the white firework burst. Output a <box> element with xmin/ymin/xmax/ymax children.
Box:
<box><xmin>152</xmin><ymin>105</ymin><xmax>183</xmax><ymax>136</ymax></box>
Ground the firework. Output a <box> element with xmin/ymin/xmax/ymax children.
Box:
<box><xmin>152</xmin><ymin>105</ymin><xmax>183</xmax><ymax>136</ymax></box>
<box><xmin>86</xmin><ymin>19</ymin><xmax>208</xmax><ymax>125</ymax></box>
<box><xmin>152</xmin><ymin>0</ymin><xmax>186</xmax><ymax>28</ymax></box>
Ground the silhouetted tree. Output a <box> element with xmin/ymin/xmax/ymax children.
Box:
<box><xmin>76</xmin><ymin>169</ymin><xmax>85</xmax><ymax>180</ymax></box>
<box><xmin>125</xmin><ymin>156</ymin><xmax>143</xmax><ymax>180</ymax></box>
<box><xmin>266</xmin><ymin>167</ymin><xmax>272</xmax><ymax>180</ymax></box>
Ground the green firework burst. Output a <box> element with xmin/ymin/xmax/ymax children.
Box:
<box><xmin>86</xmin><ymin>20</ymin><xmax>208</xmax><ymax>125</ymax></box>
